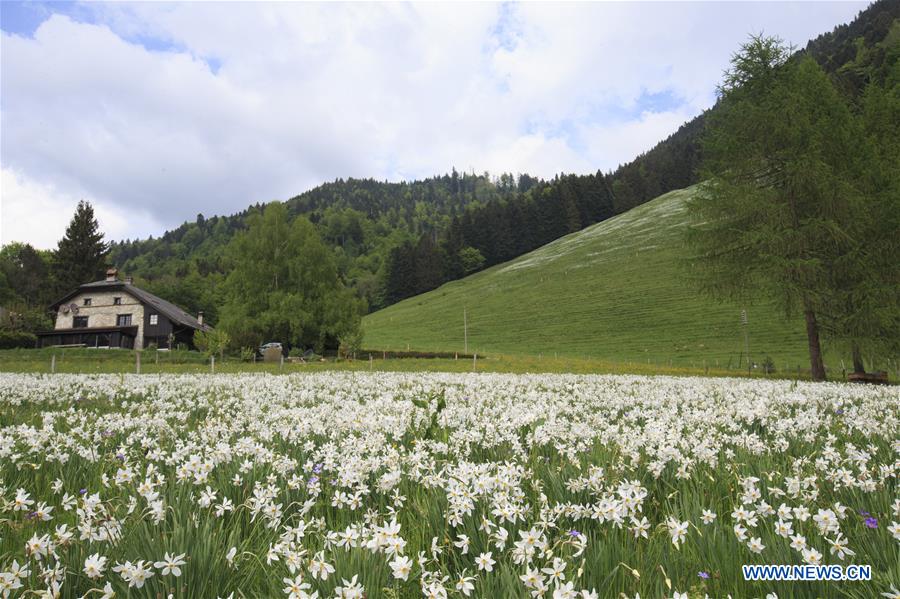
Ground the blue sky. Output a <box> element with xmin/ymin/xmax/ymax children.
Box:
<box><xmin>0</xmin><ymin>1</ymin><xmax>869</xmax><ymax>248</ymax></box>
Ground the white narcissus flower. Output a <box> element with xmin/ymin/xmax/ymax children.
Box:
<box><xmin>747</xmin><ymin>537</ymin><xmax>765</xmax><ymax>554</ymax></box>
<box><xmin>389</xmin><ymin>554</ymin><xmax>412</xmax><ymax>581</ymax></box>
<box><xmin>475</xmin><ymin>552</ymin><xmax>495</xmax><ymax>572</ymax></box>
<box><xmin>83</xmin><ymin>553</ymin><xmax>107</xmax><ymax>579</ymax></box>
<box><xmin>154</xmin><ymin>552</ymin><xmax>186</xmax><ymax>577</ymax></box>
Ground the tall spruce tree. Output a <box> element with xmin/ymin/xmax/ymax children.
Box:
<box><xmin>53</xmin><ymin>200</ymin><xmax>109</xmax><ymax>294</ymax></box>
<box><xmin>687</xmin><ymin>36</ymin><xmax>866</xmax><ymax>381</ymax></box>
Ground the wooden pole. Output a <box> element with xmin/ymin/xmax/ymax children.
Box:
<box><xmin>280</xmin><ymin>355</ymin><xmax>284</xmax><ymax>372</ymax></box>
<box><xmin>211</xmin><ymin>355</ymin><xmax>215</xmax><ymax>373</ymax></box>
<box><xmin>136</xmin><ymin>351</ymin><xmax>141</xmax><ymax>375</ymax></box>
<box><xmin>369</xmin><ymin>354</ymin><xmax>373</xmax><ymax>370</ymax></box>
<box><xmin>473</xmin><ymin>352</ymin><xmax>477</xmax><ymax>371</ymax></box>
<box><xmin>51</xmin><ymin>354</ymin><xmax>56</xmax><ymax>374</ymax></box>
<box><xmin>463</xmin><ymin>307</ymin><xmax>468</xmax><ymax>354</ymax></box>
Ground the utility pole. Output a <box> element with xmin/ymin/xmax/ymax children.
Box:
<box><xmin>463</xmin><ymin>307</ymin><xmax>468</xmax><ymax>354</ymax></box>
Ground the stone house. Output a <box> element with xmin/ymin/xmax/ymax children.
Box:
<box><xmin>36</xmin><ymin>268</ymin><xmax>210</xmax><ymax>350</ymax></box>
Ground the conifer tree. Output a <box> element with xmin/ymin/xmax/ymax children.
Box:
<box><xmin>687</xmin><ymin>36</ymin><xmax>865</xmax><ymax>381</ymax></box>
<box><xmin>53</xmin><ymin>200</ymin><xmax>109</xmax><ymax>293</ymax></box>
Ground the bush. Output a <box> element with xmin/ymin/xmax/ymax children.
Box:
<box><xmin>0</xmin><ymin>330</ymin><xmax>37</xmax><ymax>349</ymax></box>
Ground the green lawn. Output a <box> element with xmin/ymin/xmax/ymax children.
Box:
<box><xmin>363</xmin><ymin>186</ymin><xmax>880</xmax><ymax>377</ymax></box>
<box><xmin>0</xmin><ymin>347</ymin><xmax>814</xmax><ymax>380</ymax></box>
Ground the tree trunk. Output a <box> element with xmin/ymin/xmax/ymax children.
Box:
<box><xmin>803</xmin><ymin>303</ymin><xmax>827</xmax><ymax>381</ymax></box>
<box><xmin>851</xmin><ymin>343</ymin><xmax>865</xmax><ymax>374</ymax></box>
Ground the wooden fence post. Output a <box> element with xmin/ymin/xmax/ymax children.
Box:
<box><xmin>136</xmin><ymin>351</ymin><xmax>141</xmax><ymax>375</ymax></box>
<box><xmin>211</xmin><ymin>356</ymin><xmax>215</xmax><ymax>373</ymax></box>
<box><xmin>51</xmin><ymin>354</ymin><xmax>56</xmax><ymax>374</ymax></box>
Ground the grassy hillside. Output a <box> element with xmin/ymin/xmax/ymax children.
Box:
<box><xmin>363</xmin><ymin>186</ymin><xmax>836</xmax><ymax>373</ymax></box>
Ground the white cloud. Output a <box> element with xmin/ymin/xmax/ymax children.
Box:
<box><xmin>0</xmin><ymin>1</ymin><xmax>868</xmax><ymax>245</ymax></box>
<box><xmin>0</xmin><ymin>167</ymin><xmax>159</xmax><ymax>250</ymax></box>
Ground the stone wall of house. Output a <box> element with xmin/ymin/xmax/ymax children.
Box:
<box><xmin>55</xmin><ymin>290</ymin><xmax>146</xmax><ymax>349</ymax></box>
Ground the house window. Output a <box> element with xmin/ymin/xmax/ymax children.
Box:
<box><xmin>113</xmin><ymin>297</ymin><xmax>122</xmax><ymax>305</ymax></box>
<box><xmin>73</xmin><ymin>316</ymin><xmax>89</xmax><ymax>328</ymax></box>
<box><xmin>117</xmin><ymin>314</ymin><xmax>132</xmax><ymax>327</ymax></box>
<box><xmin>149</xmin><ymin>314</ymin><xmax>158</xmax><ymax>325</ymax></box>
<box><xmin>83</xmin><ymin>298</ymin><xmax>92</xmax><ymax>306</ymax></box>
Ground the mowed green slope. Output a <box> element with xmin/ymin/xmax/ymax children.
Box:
<box><xmin>364</xmin><ymin>186</ymin><xmax>821</xmax><ymax>370</ymax></box>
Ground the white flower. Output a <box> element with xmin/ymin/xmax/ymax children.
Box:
<box><xmin>668</xmin><ymin>519</ymin><xmax>688</xmax><ymax>548</ymax></box>
<box><xmin>747</xmin><ymin>537</ymin><xmax>765</xmax><ymax>554</ymax></box>
<box><xmin>455</xmin><ymin>574</ymin><xmax>475</xmax><ymax>596</ymax></box>
<box><xmin>154</xmin><ymin>552</ymin><xmax>186</xmax><ymax>577</ymax></box>
<box><xmin>389</xmin><ymin>554</ymin><xmax>412</xmax><ymax>581</ymax></box>
<box><xmin>282</xmin><ymin>574</ymin><xmax>311</xmax><ymax>598</ymax></box>
<box><xmin>225</xmin><ymin>546</ymin><xmax>238</xmax><ymax>566</ymax></box>
<box><xmin>308</xmin><ymin>551</ymin><xmax>334</xmax><ymax>581</ymax></box>
<box><xmin>454</xmin><ymin>534</ymin><xmax>470</xmax><ymax>555</ymax></box>
<box><xmin>802</xmin><ymin>547</ymin><xmax>823</xmax><ymax>565</ymax></box>
<box><xmin>83</xmin><ymin>553</ymin><xmax>107</xmax><ymax>579</ymax></box>
<box><xmin>701</xmin><ymin>509</ymin><xmax>717</xmax><ymax>524</ymax></box>
<box><xmin>553</xmin><ymin>581</ymin><xmax>577</xmax><ymax>599</ymax></box>
<box><xmin>475</xmin><ymin>552</ymin><xmax>495</xmax><ymax>572</ymax></box>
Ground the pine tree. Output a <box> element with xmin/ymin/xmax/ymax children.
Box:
<box><xmin>53</xmin><ymin>200</ymin><xmax>109</xmax><ymax>293</ymax></box>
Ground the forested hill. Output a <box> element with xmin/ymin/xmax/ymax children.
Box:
<box><xmin>108</xmin><ymin>0</ymin><xmax>899</xmax><ymax>322</ymax></box>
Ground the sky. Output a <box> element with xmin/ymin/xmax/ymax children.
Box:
<box><xmin>0</xmin><ymin>1</ymin><xmax>869</xmax><ymax>249</ymax></box>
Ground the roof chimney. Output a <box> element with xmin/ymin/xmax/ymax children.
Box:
<box><xmin>197</xmin><ymin>311</ymin><xmax>204</xmax><ymax>326</ymax></box>
<box><xmin>105</xmin><ymin>268</ymin><xmax>118</xmax><ymax>282</ymax></box>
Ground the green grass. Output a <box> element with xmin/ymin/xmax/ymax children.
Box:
<box><xmin>363</xmin><ymin>186</ymin><xmax>886</xmax><ymax>376</ymax></box>
<box><xmin>0</xmin><ymin>347</ymin><xmax>847</xmax><ymax>381</ymax></box>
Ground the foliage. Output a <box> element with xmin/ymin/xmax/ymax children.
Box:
<box><xmin>338</xmin><ymin>326</ymin><xmax>365</xmax><ymax>360</ymax></box>
<box><xmin>0</xmin><ymin>302</ymin><xmax>53</xmax><ymax>333</ymax></box>
<box><xmin>218</xmin><ymin>202</ymin><xmax>363</xmax><ymax>353</ymax></box>
<box><xmin>686</xmin><ymin>36</ymin><xmax>873</xmax><ymax>380</ymax></box>
<box><xmin>193</xmin><ymin>328</ymin><xmax>231</xmax><ymax>359</ymax></box>
<box><xmin>0</xmin><ymin>242</ymin><xmax>54</xmax><ymax>307</ymax></box>
<box><xmin>52</xmin><ymin>200</ymin><xmax>109</xmax><ymax>296</ymax></box>
<box><xmin>458</xmin><ymin>246</ymin><xmax>486</xmax><ymax>275</ymax></box>
<box><xmin>0</xmin><ymin>329</ymin><xmax>37</xmax><ymax>349</ymax></box>
<box><xmin>820</xmin><ymin>77</ymin><xmax>900</xmax><ymax>370</ymax></box>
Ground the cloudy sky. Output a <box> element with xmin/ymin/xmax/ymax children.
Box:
<box><xmin>1</xmin><ymin>1</ymin><xmax>867</xmax><ymax>249</ymax></box>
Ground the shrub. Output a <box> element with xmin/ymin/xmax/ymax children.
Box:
<box><xmin>0</xmin><ymin>330</ymin><xmax>37</xmax><ymax>349</ymax></box>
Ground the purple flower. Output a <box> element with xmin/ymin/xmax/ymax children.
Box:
<box><xmin>568</xmin><ymin>529</ymin><xmax>581</xmax><ymax>537</ymax></box>
<box><xmin>698</xmin><ymin>571</ymin><xmax>710</xmax><ymax>579</ymax></box>
<box><xmin>79</xmin><ymin>488</ymin><xmax>87</xmax><ymax>495</ymax></box>
<box><xmin>312</xmin><ymin>463</ymin><xmax>323</xmax><ymax>474</ymax></box>
<box><xmin>307</xmin><ymin>476</ymin><xmax>319</xmax><ymax>487</ymax></box>
<box><xmin>859</xmin><ymin>510</ymin><xmax>870</xmax><ymax>516</ymax></box>
<box><xmin>116</xmin><ymin>453</ymin><xmax>125</xmax><ymax>461</ymax></box>
<box><xmin>864</xmin><ymin>517</ymin><xmax>878</xmax><ymax>529</ymax></box>
<box><xmin>835</xmin><ymin>408</ymin><xmax>844</xmax><ymax>415</ymax></box>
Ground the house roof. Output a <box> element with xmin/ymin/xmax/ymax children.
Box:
<box><xmin>51</xmin><ymin>280</ymin><xmax>211</xmax><ymax>332</ymax></box>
